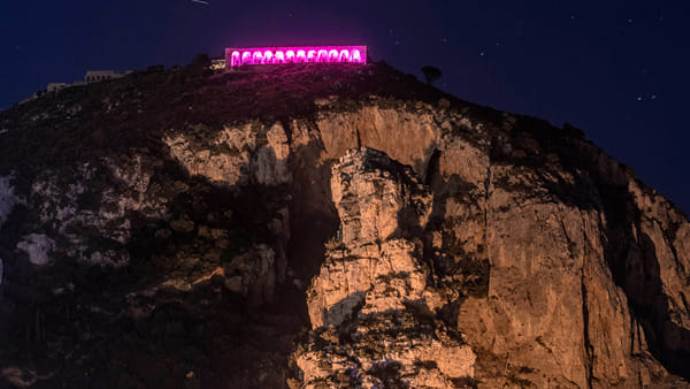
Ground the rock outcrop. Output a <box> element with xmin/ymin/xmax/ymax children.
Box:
<box><xmin>294</xmin><ymin>149</ymin><xmax>475</xmax><ymax>388</ymax></box>
<box><xmin>0</xmin><ymin>61</ymin><xmax>688</xmax><ymax>388</ymax></box>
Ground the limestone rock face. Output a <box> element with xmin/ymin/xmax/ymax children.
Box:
<box><xmin>164</xmin><ymin>121</ymin><xmax>292</xmax><ymax>187</ymax></box>
<box><xmin>316</xmin><ymin>107</ymin><xmax>439</xmax><ymax>174</ymax></box>
<box><xmin>296</xmin><ymin>149</ymin><xmax>475</xmax><ymax>388</ymax></box>
<box><xmin>306</xmin><ymin>149</ymin><xmax>434</xmax><ymax>329</ymax></box>
<box><xmin>0</xmin><ymin>62</ymin><xmax>688</xmax><ymax>388</ymax></box>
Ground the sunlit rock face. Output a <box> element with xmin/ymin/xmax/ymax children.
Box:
<box><xmin>164</xmin><ymin>121</ymin><xmax>291</xmax><ymax>187</ymax></box>
<box><xmin>295</xmin><ymin>149</ymin><xmax>476</xmax><ymax>388</ymax></box>
<box><xmin>0</xmin><ymin>62</ymin><xmax>688</xmax><ymax>388</ymax></box>
<box><xmin>307</xmin><ymin>149</ymin><xmax>435</xmax><ymax>329</ymax></box>
<box><xmin>316</xmin><ymin>106</ymin><xmax>439</xmax><ymax>175</ymax></box>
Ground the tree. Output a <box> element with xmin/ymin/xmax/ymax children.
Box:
<box><xmin>421</xmin><ymin>65</ymin><xmax>442</xmax><ymax>85</ymax></box>
<box><xmin>192</xmin><ymin>53</ymin><xmax>211</xmax><ymax>66</ymax></box>
<box><xmin>189</xmin><ymin>53</ymin><xmax>211</xmax><ymax>72</ymax></box>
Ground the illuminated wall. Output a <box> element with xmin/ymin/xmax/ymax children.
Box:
<box><xmin>225</xmin><ymin>46</ymin><xmax>367</xmax><ymax>68</ymax></box>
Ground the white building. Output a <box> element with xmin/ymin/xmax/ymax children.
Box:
<box><xmin>210</xmin><ymin>59</ymin><xmax>227</xmax><ymax>71</ymax></box>
<box><xmin>20</xmin><ymin>69</ymin><xmax>130</xmax><ymax>106</ymax></box>
<box><xmin>46</xmin><ymin>83</ymin><xmax>69</xmax><ymax>93</ymax></box>
<box><xmin>84</xmin><ymin>70</ymin><xmax>127</xmax><ymax>84</ymax></box>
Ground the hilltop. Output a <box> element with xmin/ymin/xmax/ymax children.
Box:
<box><xmin>0</xmin><ymin>61</ymin><xmax>688</xmax><ymax>388</ymax></box>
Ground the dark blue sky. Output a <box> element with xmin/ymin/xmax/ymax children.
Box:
<box><xmin>1</xmin><ymin>1</ymin><xmax>688</xmax><ymax>213</ymax></box>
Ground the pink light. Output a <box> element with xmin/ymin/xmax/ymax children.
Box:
<box><xmin>263</xmin><ymin>50</ymin><xmax>273</xmax><ymax>64</ymax></box>
<box><xmin>296</xmin><ymin>50</ymin><xmax>306</xmax><ymax>62</ymax></box>
<box><xmin>339</xmin><ymin>49</ymin><xmax>350</xmax><ymax>61</ymax></box>
<box><xmin>241</xmin><ymin>51</ymin><xmax>251</xmax><ymax>65</ymax></box>
<box><xmin>252</xmin><ymin>51</ymin><xmax>263</xmax><ymax>64</ymax></box>
<box><xmin>226</xmin><ymin>46</ymin><xmax>367</xmax><ymax>68</ymax></box>
<box><xmin>231</xmin><ymin>51</ymin><xmax>241</xmax><ymax>67</ymax></box>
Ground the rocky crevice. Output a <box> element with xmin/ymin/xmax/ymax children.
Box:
<box><xmin>580</xmin><ymin>266</ymin><xmax>594</xmax><ymax>389</ymax></box>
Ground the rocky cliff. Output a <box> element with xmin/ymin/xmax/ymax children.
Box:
<box><xmin>0</xmin><ymin>61</ymin><xmax>688</xmax><ymax>388</ymax></box>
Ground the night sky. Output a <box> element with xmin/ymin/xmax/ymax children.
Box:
<box><xmin>1</xmin><ymin>1</ymin><xmax>688</xmax><ymax>213</ymax></box>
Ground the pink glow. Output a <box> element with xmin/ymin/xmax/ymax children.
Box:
<box><xmin>226</xmin><ymin>45</ymin><xmax>367</xmax><ymax>67</ymax></box>
<box><xmin>263</xmin><ymin>50</ymin><xmax>273</xmax><ymax>64</ymax></box>
<box><xmin>298</xmin><ymin>50</ymin><xmax>307</xmax><ymax>62</ymax></box>
<box><xmin>230</xmin><ymin>51</ymin><xmax>240</xmax><ymax>67</ymax></box>
<box><xmin>339</xmin><ymin>49</ymin><xmax>350</xmax><ymax>61</ymax></box>
<box><xmin>286</xmin><ymin>50</ymin><xmax>295</xmax><ymax>62</ymax></box>
<box><xmin>239</xmin><ymin>51</ymin><xmax>250</xmax><ymax>67</ymax></box>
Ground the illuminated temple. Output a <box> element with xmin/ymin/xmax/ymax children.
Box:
<box><xmin>225</xmin><ymin>45</ymin><xmax>367</xmax><ymax>68</ymax></box>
